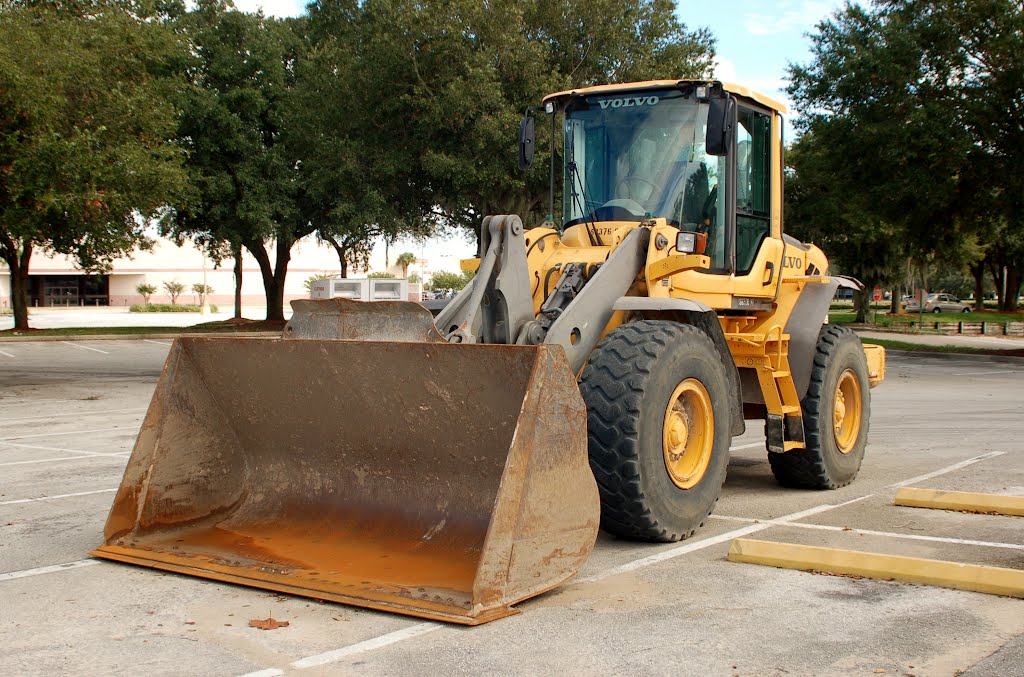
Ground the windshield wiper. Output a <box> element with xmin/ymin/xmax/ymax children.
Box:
<box><xmin>567</xmin><ymin>160</ymin><xmax>603</xmax><ymax>246</ymax></box>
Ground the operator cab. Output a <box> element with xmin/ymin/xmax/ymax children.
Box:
<box><xmin>537</xmin><ymin>81</ymin><xmax>780</xmax><ymax>278</ymax></box>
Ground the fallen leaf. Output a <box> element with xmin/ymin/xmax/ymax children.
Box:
<box><xmin>184</xmin><ymin>621</ymin><xmax>196</xmax><ymax>625</ymax></box>
<box><xmin>249</xmin><ymin>617</ymin><xmax>290</xmax><ymax>630</ymax></box>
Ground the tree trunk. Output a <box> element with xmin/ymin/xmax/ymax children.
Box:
<box><xmin>327</xmin><ymin>237</ymin><xmax>347</xmax><ymax>277</ymax></box>
<box><xmin>987</xmin><ymin>255</ymin><xmax>1006</xmax><ymax>310</ymax></box>
<box><xmin>8</xmin><ymin>245</ymin><xmax>31</xmax><ymax>329</ymax></box>
<box><xmin>1</xmin><ymin>235</ymin><xmax>31</xmax><ymax>330</ymax></box>
<box><xmin>269</xmin><ymin>238</ymin><xmax>291</xmax><ymax>323</ymax></box>
<box><xmin>232</xmin><ymin>243</ymin><xmax>243</xmax><ymax>319</ymax></box>
<box><xmin>971</xmin><ymin>260</ymin><xmax>985</xmax><ymax>311</ymax></box>
<box><xmin>889</xmin><ymin>289</ymin><xmax>900</xmax><ymax>315</ymax></box>
<box><xmin>244</xmin><ymin>239</ymin><xmax>277</xmax><ymax>322</ymax></box>
<box><xmin>853</xmin><ymin>287</ymin><xmax>869</xmax><ymax>324</ymax></box>
<box><xmin>1007</xmin><ymin>263</ymin><xmax>1021</xmax><ymax>312</ymax></box>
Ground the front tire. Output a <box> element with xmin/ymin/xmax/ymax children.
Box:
<box><xmin>579</xmin><ymin>321</ymin><xmax>732</xmax><ymax>542</ymax></box>
<box><xmin>769</xmin><ymin>325</ymin><xmax>870</xmax><ymax>489</ymax></box>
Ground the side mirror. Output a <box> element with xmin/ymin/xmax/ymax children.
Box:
<box><xmin>518</xmin><ymin>115</ymin><xmax>535</xmax><ymax>170</ymax></box>
<box><xmin>705</xmin><ymin>96</ymin><xmax>734</xmax><ymax>156</ymax></box>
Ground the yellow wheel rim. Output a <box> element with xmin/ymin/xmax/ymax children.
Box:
<box><xmin>662</xmin><ymin>378</ymin><xmax>714</xmax><ymax>490</ymax></box>
<box><xmin>833</xmin><ymin>369</ymin><xmax>862</xmax><ymax>454</ymax></box>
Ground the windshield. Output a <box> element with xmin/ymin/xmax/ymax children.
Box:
<box><xmin>562</xmin><ymin>89</ymin><xmax>727</xmax><ymax>267</ymax></box>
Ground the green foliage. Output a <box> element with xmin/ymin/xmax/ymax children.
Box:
<box><xmin>426</xmin><ymin>270</ymin><xmax>474</xmax><ymax>294</ymax></box>
<box><xmin>136</xmin><ymin>283</ymin><xmax>158</xmax><ymax>304</ymax></box>
<box><xmin>407</xmin><ymin>273</ymin><xmax>421</xmax><ymax>284</ymax></box>
<box><xmin>168</xmin><ymin>3</ymin><xmax>310</xmax><ymax>321</ymax></box>
<box><xmin>162</xmin><ymin>279</ymin><xmax>185</xmax><ymax>304</ymax></box>
<box><xmin>367</xmin><ymin>272</ymin><xmax>396</xmax><ymax>278</ymax></box>
<box><xmin>131</xmin><ymin>303</ymin><xmax>217</xmax><ymax>313</ymax></box>
<box><xmin>305</xmin><ymin>0</ymin><xmax>715</xmax><ymax>232</ymax></box>
<box><xmin>0</xmin><ymin>1</ymin><xmax>190</xmax><ymax>329</ymax></box>
<box><xmin>303</xmin><ymin>273</ymin><xmax>335</xmax><ymax>293</ymax></box>
<box><xmin>396</xmin><ymin>252</ymin><xmax>417</xmax><ymax>276</ymax></box>
<box><xmin>192</xmin><ymin>282</ymin><xmax>213</xmax><ymax>306</ymax></box>
<box><xmin>787</xmin><ymin>0</ymin><xmax>1024</xmax><ymax>313</ymax></box>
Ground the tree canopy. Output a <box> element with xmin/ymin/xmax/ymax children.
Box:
<box><xmin>786</xmin><ymin>0</ymin><xmax>1024</xmax><ymax>312</ymax></box>
<box><xmin>0</xmin><ymin>0</ymin><xmax>189</xmax><ymax>329</ymax></box>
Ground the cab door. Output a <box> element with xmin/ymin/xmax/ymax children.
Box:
<box><xmin>731</xmin><ymin>104</ymin><xmax>783</xmax><ymax>301</ymax></box>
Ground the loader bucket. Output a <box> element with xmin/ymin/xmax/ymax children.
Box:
<box><xmin>92</xmin><ymin>333</ymin><xmax>598</xmax><ymax>625</ymax></box>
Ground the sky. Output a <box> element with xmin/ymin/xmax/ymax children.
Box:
<box><xmin>227</xmin><ymin>0</ymin><xmax>849</xmax><ymax>271</ymax></box>
<box><xmin>677</xmin><ymin>0</ymin><xmax>846</xmax><ymax>126</ymax></box>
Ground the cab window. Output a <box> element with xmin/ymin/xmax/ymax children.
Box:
<box><xmin>735</xmin><ymin>108</ymin><xmax>771</xmax><ymax>274</ymax></box>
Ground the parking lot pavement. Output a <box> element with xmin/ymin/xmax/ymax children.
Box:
<box><xmin>0</xmin><ymin>306</ymin><xmax>279</xmax><ymax>331</ymax></box>
<box><xmin>1</xmin><ymin>341</ymin><xmax>1022</xmax><ymax>676</ymax></box>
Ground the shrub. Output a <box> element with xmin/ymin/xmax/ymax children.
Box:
<box><xmin>163</xmin><ymin>279</ymin><xmax>185</xmax><ymax>305</ymax></box>
<box><xmin>303</xmin><ymin>273</ymin><xmax>335</xmax><ymax>293</ymax></box>
<box><xmin>136</xmin><ymin>283</ymin><xmax>157</xmax><ymax>305</ymax></box>
<box><xmin>192</xmin><ymin>283</ymin><xmax>213</xmax><ymax>307</ymax></box>
<box><xmin>130</xmin><ymin>303</ymin><xmax>216</xmax><ymax>313</ymax></box>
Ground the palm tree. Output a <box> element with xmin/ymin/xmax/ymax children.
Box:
<box><xmin>396</xmin><ymin>252</ymin><xmax>417</xmax><ymax>278</ymax></box>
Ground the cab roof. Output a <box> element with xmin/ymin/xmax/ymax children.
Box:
<box><xmin>542</xmin><ymin>79</ymin><xmax>787</xmax><ymax>114</ymax></box>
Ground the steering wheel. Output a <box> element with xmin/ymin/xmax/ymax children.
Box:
<box><xmin>601</xmin><ymin>198</ymin><xmax>646</xmax><ymax>215</ymax></box>
<box><xmin>615</xmin><ymin>176</ymin><xmax>657</xmax><ymax>203</ymax></box>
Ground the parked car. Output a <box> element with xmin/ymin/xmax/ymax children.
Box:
<box><xmin>905</xmin><ymin>293</ymin><xmax>971</xmax><ymax>314</ymax></box>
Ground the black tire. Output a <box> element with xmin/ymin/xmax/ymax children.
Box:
<box><xmin>579</xmin><ymin>320</ymin><xmax>732</xmax><ymax>542</ymax></box>
<box><xmin>769</xmin><ymin>325</ymin><xmax>870</xmax><ymax>489</ymax></box>
<box><xmin>932</xmin><ymin>307</ymin><xmax>942</xmax><ymax>314</ymax></box>
<box><xmin>962</xmin><ymin>307</ymin><xmax>971</xmax><ymax>314</ymax></box>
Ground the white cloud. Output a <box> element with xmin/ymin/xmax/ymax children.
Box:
<box><xmin>713</xmin><ymin>56</ymin><xmax>738</xmax><ymax>82</ymax></box>
<box><xmin>743</xmin><ymin>0</ymin><xmax>845</xmax><ymax>37</ymax></box>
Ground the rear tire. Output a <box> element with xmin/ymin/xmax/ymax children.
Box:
<box><xmin>769</xmin><ymin>325</ymin><xmax>870</xmax><ymax>489</ymax></box>
<box><xmin>579</xmin><ymin>321</ymin><xmax>732</xmax><ymax>542</ymax></box>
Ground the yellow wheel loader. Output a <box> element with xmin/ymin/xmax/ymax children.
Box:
<box><xmin>93</xmin><ymin>80</ymin><xmax>885</xmax><ymax>625</ymax></box>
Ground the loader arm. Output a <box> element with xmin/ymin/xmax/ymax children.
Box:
<box><xmin>435</xmin><ymin>214</ymin><xmax>650</xmax><ymax>374</ymax></box>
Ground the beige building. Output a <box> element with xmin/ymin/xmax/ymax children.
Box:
<box><xmin>0</xmin><ymin>234</ymin><xmax>474</xmax><ymax>310</ymax></box>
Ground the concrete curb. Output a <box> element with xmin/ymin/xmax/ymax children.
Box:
<box><xmin>728</xmin><ymin>538</ymin><xmax>1024</xmax><ymax>598</ymax></box>
<box><xmin>0</xmin><ymin>331</ymin><xmax>280</xmax><ymax>343</ymax></box>
<box><xmin>883</xmin><ymin>349</ymin><xmax>1024</xmax><ymax>365</ymax></box>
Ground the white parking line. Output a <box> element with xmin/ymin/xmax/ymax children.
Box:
<box><xmin>888</xmin><ymin>451</ymin><xmax>1006</xmax><ymax>488</ymax></box>
<box><xmin>60</xmin><ymin>341</ymin><xmax>110</xmax><ymax>355</ymax></box>
<box><xmin>0</xmin><ymin>488</ymin><xmax>118</xmax><ymax>506</ymax></box>
<box><xmin>0</xmin><ymin>559</ymin><xmax>100</xmax><ymax>581</ymax></box>
<box><xmin>0</xmin><ymin>427</ymin><xmax>126</xmax><ymax>442</ymax></box>
<box><xmin>232</xmin><ymin>451</ymin><xmax>1012</xmax><ymax>675</ymax></box>
<box><xmin>235</xmin><ymin>496</ymin><xmax>872</xmax><ymax>677</ymax></box>
<box><xmin>581</xmin><ymin>495</ymin><xmax>874</xmax><ymax>584</ymax></box>
<box><xmin>0</xmin><ymin>407</ymin><xmax>146</xmax><ymax>425</ymax></box>
<box><xmin>729</xmin><ymin>441</ymin><xmax>765</xmax><ymax>451</ymax></box>
<box><xmin>0</xmin><ymin>453</ymin><xmax>129</xmax><ymax>467</ymax></box>
<box><xmin>710</xmin><ymin>515</ymin><xmax>1024</xmax><ymax>550</ymax></box>
<box><xmin>291</xmin><ymin>623</ymin><xmax>443</xmax><ymax>669</ymax></box>
<box><xmin>1</xmin><ymin>441</ymin><xmax>110</xmax><ymax>456</ymax></box>
<box><xmin>0</xmin><ymin>348</ymin><xmax>14</xmax><ymax>358</ymax></box>
<box><xmin>952</xmin><ymin>370</ymin><xmax>1020</xmax><ymax>376</ymax></box>
<box><xmin>144</xmin><ymin>339</ymin><xmax>173</xmax><ymax>346</ymax></box>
